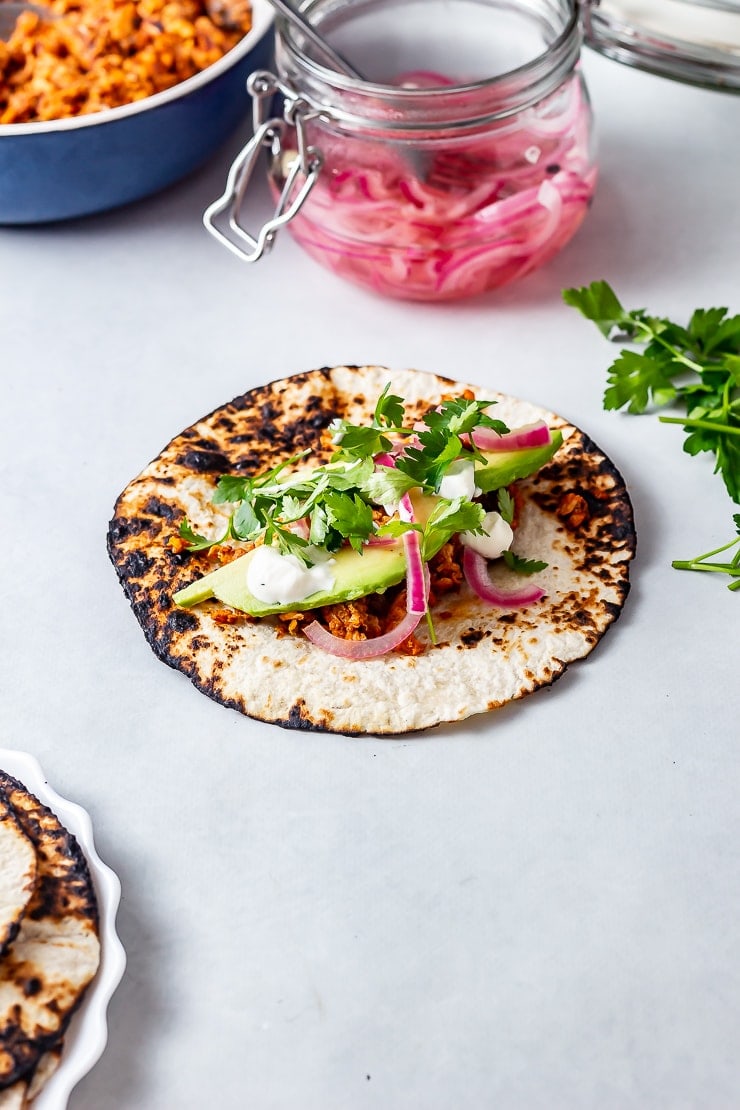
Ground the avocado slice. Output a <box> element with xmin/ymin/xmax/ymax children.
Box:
<box><xmin>173</xmin><ymin>540</ymin><xmax>409</xmax><ymax>616</ymax></box>
<box><xmin>173</xmin><ymin>434</ymin><xmax>563</xmax><ymax>616</ymax></box>
<box><xmin>474</xmin><ymin>429</ymin><xmax>563</xmax><ymax>492</ymax></box>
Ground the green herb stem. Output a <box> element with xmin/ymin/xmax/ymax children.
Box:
<box><xmin>637</xmin><ymin>323</ymin><xmax>704</xmax><ymax>374</ymax></box>
<box><xmin>671</xmin><ymin>559</ymin><xmax>740</xmax><ymax>575</ymax></box>
<box><xmin>658</xmin><ymin>416</ymin><xmax>740</xmax><ymax>437</ymax></box>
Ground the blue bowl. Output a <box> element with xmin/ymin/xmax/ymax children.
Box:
<box><xmin>0</xmin><ymin>0</ymin><xmax>273</xmax><ymax>224</ymax></box>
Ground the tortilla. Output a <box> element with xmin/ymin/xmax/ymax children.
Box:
<box><xmin>0</xmin><ymin>1047</ymin><xmax>62</xmax><ymax>1109</ymax></box>
<box><xmin>107</xmin><ymin>365</ymin><xmax>636</xmax><ymax>735</ymax></box>
<box><xmin>0</xmin><ymin>773</ymin><xmax>100</xmax><ymax>1091</ymax></box>
<box><xmin>0</xmin><ymin>793</ymin><xmax>36</xmax><ymax>959</ymax></box>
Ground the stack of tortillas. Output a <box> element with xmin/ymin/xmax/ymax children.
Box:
<box><xmin>0</xmin><ymin>771</ymin><xmax>100</xmax><ymax>1108</ymax></box>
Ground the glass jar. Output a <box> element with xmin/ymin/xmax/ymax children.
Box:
<box><xmin>205</xmin><ymin>0</ymin><xmax>597</xmax><ymax>301</ymax></box>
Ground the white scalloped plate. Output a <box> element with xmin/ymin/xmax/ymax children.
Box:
<box><xmin>0</xmin><ymin>748</ymin><xmax>126</xmax><ymax>1108</ymax></box>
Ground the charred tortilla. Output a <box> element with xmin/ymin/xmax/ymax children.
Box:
<box><xmin>0</xmin><ymin>794</ymin><xmax>36</xmax><ymax>960</ymax></box>
<box><xmin>0</xmin><ymin>772</ymin><xmax>100</xmax><ymax>1093</ymax></box>
<box><xmin>107</xmin><ymin>365</ymin><xmax>635</xmax><ymax>734</ymax></box>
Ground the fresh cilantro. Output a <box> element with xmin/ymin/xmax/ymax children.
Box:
<box><xmin>395</xmin><ymin>397</ymin><xmax>508</xmax><ymax>490</ymax></box>
<box><xmin>329</xmin><ymin>381</ymin><xmax>408</xmax><ymax>461</ymax></box>
<box><xmin>396</xmin><ymin>428</ymin><xmax>465</xmax><ymax>490</ymax></box>
<box><xmin>329</xmin><ymin>420</ymin><xmax>394</xmax><ymax>461</ymax></box>
<box><xmin>502</xmin><ymin>551</ymin><xmax>548</xmax><ymax>575</ymax></box>
<box><xmin>374</xmin><ymin>382</ymin><xmax>406</xmax><ymax>428</ymax></box>
<box><xmin>360</xmin><ymin>466</ymin><xmax>419</xmax><ymax>507</ymax></box>
<box><xmin>421</xmin><ymin>498</ymin><xmax>485</xmax><ymax>560</ymax></box>
<box><xmin>672</xmin><ymin>514</ymin><xmax>740</xmax><ymax>591</ymax></box>
<box><xmin>562</xmin><ymin>279</ymin><xmax>635</xmax><ymax>339</ymax></box>
<box><xmin>178</xmin><ymin>519</ymin><xmax>232</xmax><ymax>551</ymax></box>
<box><xmin>323</xmin><ymin>491</ymin><xmax>375</xmax><ymax>552</ymax></box>
<box><xmin>564</xmin><ymin>280</ymin><xmax>740</xmax><ymax>585</ymax></box>
<box><xmin>231</xmin><ymin>499</ymin><xmax>261</xmax><ymax>540</ymax></box>
<box><xmin>212</xmin><ymin>452</ymin><xmax>309</xmax><ymax>505</ymax></box>
<box><xmin>263</xmin><ymin>518</ymin><xmax>310</xmax><ymax>562</ymax></box>
<box><xmin>378</xmin><ymin>497</ymin><xmax>484</xmax><ymax>559</ymax></box>
<box><xmin>497</xmin><ymin>489</ymin><xmax>515</xmax><ymax>525</ymax></box>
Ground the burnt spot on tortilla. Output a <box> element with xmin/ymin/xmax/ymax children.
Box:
<box><xmin>178</xmin><ymin>449</ymin><xmax>231</xmax><ymax>473</ymax></box>
<box><xmin>142</xmin><ymin>496</ymin><xmax>178</xmax><ymax>521</ymax></box>
<box><xmin>120</xmin><ymin>550</ymin><xmax>155</xmax><ymax>579</ymax></box>
<box><xmin>108</xmin><ymin>514</ymin><xmax>150</xmax><ymax>541</ymax></box>
<box><xmin>166</xmin><ymin>610</ymin><xmax>198</xmax><ymax>634</ymax></box>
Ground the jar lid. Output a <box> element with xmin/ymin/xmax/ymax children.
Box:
<box><xmin>582</xmin><ymin>0</ymin><xmax>740</xmax><ymax>90</ymax></box>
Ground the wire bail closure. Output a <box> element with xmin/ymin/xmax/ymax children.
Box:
<box><xmin>203</xmin><ymin>70</ymin><xmax>323</xmax><ymax>263</ymax></box>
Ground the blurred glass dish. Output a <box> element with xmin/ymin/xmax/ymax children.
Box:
<box><xmin>582</xmin><ymin>0</ymin><xmax>740</xmax><ymax>89</ymax></box>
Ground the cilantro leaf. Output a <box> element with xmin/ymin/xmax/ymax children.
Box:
<box><xmin>603</xmin><ymin>350</ymin><xmax>679</xmax><ymax>413</ymax></box>
<box><xmin>360</xmin><ymin>466</ymin><xmax>419</xmax><ymax>507</ymax></box>
<box><xmin>329</xmin><ymin>420</ymin><xmax>394</xmax><ymax>460</ymax></box>
<box><xmin>421</xmin><ymin>498</ymin><xmax>484</xmax><ymax>560</ymax></box>
<box><xmin>178</xmin><ymin>519</ymin><xmax>232</xmax><ymax>551</ymax></box>
<box><xmin>562</xmin><ymin>280</ymin><xmax>634</xmax><ymax>339</ymax></box>
<box><xmin>396</xmin><ymin>429</ymin><xmax>464</xmax><ymax>490</ymax></box>
<box><xmin>213</xmin><ymin>474</ymin><xmax>252</xmax><ymax>505</ymax></box>
<box><xmin>231</xmin><ymin>499</ymin><xmax>261</xmax><ymax>539</ymax></box>
<box><xmin>502</xmin><ymin>551</ymin><xmax>548</xmax><ymax>575</ymax></box>
<box><xmin>323</xmin><ymin>491</ymin><xmax>375</xmax><ymax>552</ymax></box>
<box><xmin>497</xmin><ymin>489</ymin><xmax>515</xmax><ymax>525</ymax></box>
<box><xmin>374</xmin><ymin>383</ymin><xmax>406</xmax><ymax>429</ymax></box>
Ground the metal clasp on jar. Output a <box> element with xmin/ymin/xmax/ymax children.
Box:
<box><xmin>203</xmin><ymin>70</ymin><xmax>323</xmax><ymax>262</ymax></box>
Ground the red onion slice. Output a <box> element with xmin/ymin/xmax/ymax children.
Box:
<box><xmin>399</xmin><ymin>493</ymin><xmax>428</xmax><ymax>614</ymax></box>
<box><xmin>304</xmin><ymin>610</ymin><xmax>423</xmax><ymax>660</ymax></box>
<box><xmin>468</xmin><ymin>420</ymin><xmax>551</xmax><ymax>452</ymax></box>
<box><xmin>463</xmin><ymin>548</ymin><xmax>545</xmax><ymax>608</ymax></box>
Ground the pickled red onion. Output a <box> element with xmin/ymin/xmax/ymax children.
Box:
<box><xmin>399</xmin><ymin>492</ymin><xmax>427</xmax><ymax>614</ymax></box>
<box><xmin>463</xmin><ymin>548</ymin><xmax>545</xmax><ymax>608</ymax></box>
<box><xmin>468</xmin><ymin>420</ymin><xmax>552</xmax><ymax>451</ymax></box>
<box><xmin>277</xmin><ymin>73</ymin><xmax>596</xmax><ymax>301</ymax></box>
<box><xmin>304</xmin><ymin>609</ymin><xmax>422</xmax><ymax>659</ymax></box>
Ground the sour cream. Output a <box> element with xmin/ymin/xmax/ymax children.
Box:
<box><xmin>246</xmin><ymin>545</ymin><xmax>335</xmax><ymax>605</ymax></box>
<box><xmin>461</xmin><ymin>511</ymin><xmax>514</xmax><ymax>560</ymax></box>
<box><xmin>438</xmin><ymin>459</ymin><xmax>478</xmax><ymax>501</ymax></box>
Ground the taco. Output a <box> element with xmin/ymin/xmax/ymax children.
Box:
<box><xmin>107</xmin><ymin>365</ymin><xmax>635</xmax><ymax>735</ymax></box>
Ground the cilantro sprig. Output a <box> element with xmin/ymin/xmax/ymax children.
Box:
<box><xmin>672</xmin><ymin>514</ymin><xmax>740</xmax><ymax>591</ymax></box>
<box><xmin>395</xmin><ymin>398</ymin><xmax>509</xmax><ymax>491</ymax></box>
<box><xmin>377</xmin><ymin>497</ymin><xmax>485</xmax><ymax>560</ymax></box>
<box><xmin>178</xmin><ymin>387</ymin><xmax>509</xmax><ymax>564</ymax></box>
<box><xmin>563</xmin><ymin>280</ymin><xmax>740</xmax><ymax>589</ymax></box>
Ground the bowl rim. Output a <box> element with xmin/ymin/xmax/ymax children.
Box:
<box><xmin>0</xmin><ymin>0</ymin><xmax>273</xmax><ymax>137</ymax></box>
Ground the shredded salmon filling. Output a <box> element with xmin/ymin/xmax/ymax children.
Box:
<box><xmin>0</xmin><ymin>0</ymin><xmax>252</xmax><ymax>124</ymax></box>
<box><xmin>274</xmin><ymin>539</ymin><xmax>465</xmax><ymax>656</ymax></box>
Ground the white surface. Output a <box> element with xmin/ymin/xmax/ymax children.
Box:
<box><xmin>1</xmin><ymin>46</ymin><xmax>739</xmax><ymax>1110</ymax></box>
<box><xmin>0</xmin><ymin>749</ymin><xmax>125</xmax><ymax>1109</ymax></box>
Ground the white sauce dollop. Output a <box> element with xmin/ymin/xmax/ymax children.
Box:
<box><xmin>438</xmin><ymin>459</ymin><xmax>478</xmax><ymax>501</ymax></box>
<box><xmin>246</xmin><ymin>545</ymin><xmax>335</xmax><ymax>605</ymax></box>
<box><xmin>461</xmin><ymin>511</ymin><xmax>514</xmax><ymax>561</ymax></box>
